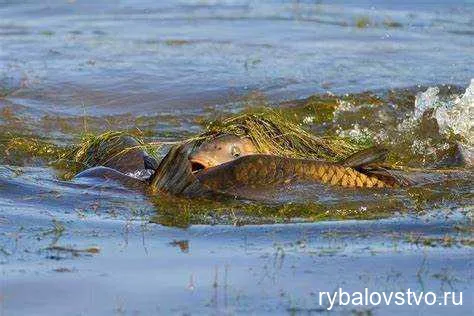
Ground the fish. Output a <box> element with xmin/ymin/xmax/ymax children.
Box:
<box><xmin>186</xmin><ymin>134</ymin><xmax>458</xmax><ymax>194</ymax></box>
<box><xmin>151</xmin><ymin>143</ymin><xmax>416</xmax><ymax>199</ymax></box>
<box><xmin>75</xmin><ymin>166</ymin><xmax>148</xmax><ymax>191</ymax></box>
<box><xmin>76</xmin><ymin>134</ymin><xmax>158</xmax><ymax>176</ymax></box>
<box><xmin>195</xmin><ymin>151</ymin><xmax>405</xmax><ymax>193</ymax></box>
<box><xmin>186</xmin><ymin>134</ymin><xmax>397</xmax><ymax>188</ymax></box>
<box><xmin>188</xmin><ymin>134</ymin><xmax>257</xmax><ymax>171</ymax></box>
<box><xmin>75</xmin><ymin>137</ymin><xmax>465</xmax><ymax>200</ymax></box>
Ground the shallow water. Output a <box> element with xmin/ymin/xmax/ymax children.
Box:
<box><xmin>1</xmin><ymin>1</ymin><xmax>473</xmax><ymax>315</ymax></box>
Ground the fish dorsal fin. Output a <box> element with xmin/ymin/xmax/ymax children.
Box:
<box><xmin>342</xmin><ymin>146</ymin><xmax>389</xmax><ymax>168</ymax></box>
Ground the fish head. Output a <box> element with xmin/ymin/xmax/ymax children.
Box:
<box><xmin>189</xmin><ymin>134</ymin><xmax>257</xmax><ymax>172</ymax></box>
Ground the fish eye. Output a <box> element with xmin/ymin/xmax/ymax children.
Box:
<box><xmin>231</xmin><ymin>145</ymin><xmax>241</xmax><ymax>158</ymax></box>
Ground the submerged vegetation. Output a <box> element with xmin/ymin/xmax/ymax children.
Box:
<box><xmin>355</xmin><ymin>16</ymin><xmax>371</xmax><ymax>28</ymax></box>
<box><xmin>1</xmin><ymin>85</ymin><xmax>472</xmax><ymax>226</ymax></box>
<box><xmin>1</xmin><ymin>131</ymin><xmax>163</xmax><ymax>179</ymax></box>
<box><xmin>199</xmin><ymin>110</ymin><xmax>363</xmax><ymax>161</ymax></box>
<box><xmin>150</xmin><ymin>193</ymin><xmax>404</xmax><ymax>228</ymax></box>
<box><xmin>2</xmin><ymin>136</ymin><xmax>66</xmax><ymax>164</ymax></box>
<box><xmin>149</xmin><ymin>178</ymin><xmax>473</xmax><ymax>227</ymax></box>
<box><xmin>61</xmin><ymin>131</ymin><xmax>161</xmax><ymax>177</ymax></box>
<box><xmin>355</xmin><ymin>16</ymin><xmax>404</xmax><ymax>29</ymax></box>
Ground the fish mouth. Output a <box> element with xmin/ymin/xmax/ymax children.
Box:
<box><xmin>189</xmin><ymin>159</ymin><xmax>208</xmax><ymax>173</ymax></box>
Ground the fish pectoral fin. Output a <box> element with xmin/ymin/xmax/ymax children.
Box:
<box><xmin>342</xmin><ymin>146</ymin><xmax>389</xmax><ymax>168</ymax></box>
<box><xmin>144</xmin><ymin>155</ymin><xmax>159</xmax><ymax>170</ymax></box>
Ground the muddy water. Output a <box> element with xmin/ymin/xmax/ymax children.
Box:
<box><xmin>1</xmin><ymin>1</ymin><xmax>473</xmax><ymax>315</ymax></box>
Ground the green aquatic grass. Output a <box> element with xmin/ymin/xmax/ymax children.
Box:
<box><xmin>0</xmin><ymin>131</ymin><xmax>162</xmax><ymax>179</ymax></box>
<box><xmin>356</xmin><ymin>16</ymin><xmax>371</xmax><ymax>28</ymax></box>
<box><xmin>40</xmin><ymin>30</ymin><xmax>55</xmax><ymax>36</ymax></box>
<box><xmin>149</xmin><ymin>193</ymin><xmax>407</xmax><ymax>228</ymax></box>
<box><xmin>1</xmin><ymin>89</ymin><xmax>472</xmax><ymax>227</ymax></box>
<box><xmin>197</xmin><ymin>109</ymin><xmax>363</xmax><ymax>162</ymax></box>
<box><xmin>2</xmin><ymin>136</ymin><xmax>65</xmax><ymax>160</ymax></box>
<box><xmin>404</xmin><ymin>233</ymin><xmax>474</xmax><ymax>248</ymax></box>
<box><xmin>59</xmin><ymin>131</ymin><xmax>162</xmax><ymax>178</ymax></box>
<box><xmin>383</xmin><ymin>19</ymin><xmax>403</xmax><ymax>28</ymax></box>
<box><xmin>164</xmin><ymin>39</ymin><xmax>191</xmax><ymax>46</ymax></box>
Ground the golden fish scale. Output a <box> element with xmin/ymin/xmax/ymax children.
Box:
<box><xmin>258</xmin><ymin>158</ymin><xmax>280</xmax><ymax>185</ymax></box>
<box><xmin>294</xmin><ymin>161</ymin><xmax>304</xmax><ymax>176</ymax></box>
<box><xmin>230</xmin><ymin>159</ymin><xmax>393</xmax><ymax>189</ymax></box>
<box><xmin>328</xmin><ymin>166</ymin><xmax>390</xmax><ymax>188</ymax></box>
<box><xmin>235</xmin><ymin>158</ymin><xmax>273</xmax><ymax>185</ymax></box>
<box><xmin>234</xmin><ymin>164</ymin><xmax>249</xmax><ymax>183</ymax></box>
<box><xmin>298</xmin><ymin>163</ymin><xmax>392</xmax><ymax>188</ymax></box>
<box><xmin>281</xmin><ymin>158</ymin><xmax>298</xmax><ymax>183</ymax></box>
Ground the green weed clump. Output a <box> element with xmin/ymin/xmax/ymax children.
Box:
<box><xmin>59</xmin><ymin>131</ymin><xmax>161</xmax><ymax>178</ymax></box>
<box><xmin>198</xmin><ymin>110</ymin><xmax>362</xmax><ymax>162</ymax></box>
<box><xmin>1</xmin><ymin>131</ymin><xmax>162</xmax><ymax>179</ymax></box>
<box><xmin>150</xmin><ymin>192</ymin><xmax>399</xmax><ymax>228</ymax></box>
<box><xmin>2</xmin><ymin>136</ymin><xmax>65</xmax><ymax>161</ymax></box>
<box><xmin>356</xmin><ymin>16</ymin><xmax>371</xmax><ymax>28</ymax></box>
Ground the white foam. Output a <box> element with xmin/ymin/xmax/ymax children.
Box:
<box><xmin>435</xmin><ymin>79</ymin><xmax>474</xmax><ymax>146</ymax></box>
<box><xmin>412</xmin><ymin>80</ymin><xmax>473</xmax><ymax>144</ymax></box>
<box><xmin>410</xmin><ymin>79</ymin><xmax>474</xmax><ymax>164</ymax></box>
<box><xmin>336</xmin><ymin>123</ymin><xmax>373</xmax><ymax>142</ymax></box>
<box><xmin>414</xmin><ymin>86</ymin><xmax>440</xmax><ymax>120</ymax></box>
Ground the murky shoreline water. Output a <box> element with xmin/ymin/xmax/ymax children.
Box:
<box><xmin>1</xmin><ymin>1</ymin><xmax>473</xmax><ymax>315</ymax></box>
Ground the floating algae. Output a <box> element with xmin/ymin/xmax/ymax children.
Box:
<box><xmin>64</xmin><ymin>131</ymin><xmax>160</xmax><ymax>171</ymax></box>
<box><xmin>149</xmin><ymin>190</ymin><xmax>407</xmax><ymax>228</ymax></box>
<box><xmin>1</xmin><ymin>136</ymin><xmax>66</xmax><ymax>165</ymax></box>
<box><xmin>198</xmin><ymin>110</ymin><xmax>363</xmax><ymax>162</ymax></box>
<box><xmin>0</xmin><ymin>131</ymin><xmax>161</xmax><ymax>179</ymax></box>
<box><xmin>2</xmin><ymin>87</ymin><xmax>472</xmax><ymax>225</ymax></box>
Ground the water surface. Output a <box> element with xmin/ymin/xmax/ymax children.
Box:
<box><xmin>1</xmin><ymin>1</ymin><xmax>473</xmax><ymax>315</ymax></box>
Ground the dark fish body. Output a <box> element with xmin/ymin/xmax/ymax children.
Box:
<box><xmin>149</xmin><ymin>144</ymin><xmax>462</xmax><ymax>199</ymax></box>
<box><xmin>81</xmin><ymin>135</ymin><xmax>158</xmax><ymax>175</ymax></box>
<box><xmin>72</xmin><ymin>134</ymin><xmax>159</xmax><ymax>192</ymax></box>
<box><xmin>75</xmin><ymin>142</ymin><xmax>467</xmax><ymax>201</ymax></box>
<box><xmin>195</xmin><ymin>154</ymin><xmax>397</xmax><ymax>192</ymax></box>
<box><xmin>75</xmin><ymin>166</ymin><xmax>147</xmax><ymax>191</ymax></box>
<box><xmin>149</xmin><ymin>143</ymin><xmax>210</xmax><ymax>197</ymax></box>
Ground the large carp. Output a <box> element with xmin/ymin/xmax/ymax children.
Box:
<box><xmin>76</xmin><ymin>134</ymin><xmax>462</xmax><ymax>200</ymax></box>
<box><xmin>150</xmin><ymin>143</ymin><xmax>449</xmax><ymax>199</ymax></box>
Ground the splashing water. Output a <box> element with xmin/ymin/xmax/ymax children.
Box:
<box><xmin>414</xmin><ymin>79</ymin><xmax>473</xmax><ymax>143</ymax></box>
<box><xmin>434</xmin><ymin>79</ymin><xmax>474</xmax><ymax>145</ymax></box>
<box><xmin>331</xmin><ymin>80</ymin><xmax>473</xmax><ymax>166</ymax></box>
<box><xmin>411</xmin><ymin>79</ymin><xmax>474</xmax><ymax>165</ymax></box>
<box><xmin>337</xmin><ymin>123</ymin><xmax>373</xmax><ymax>144</ymax></box>
<box><xmin>413</xmin><ymin>86</ymin><xmax>440</xmax><ymax>120</ymax></box>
